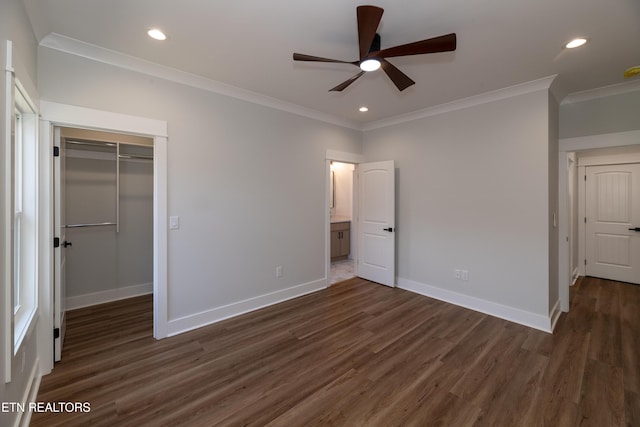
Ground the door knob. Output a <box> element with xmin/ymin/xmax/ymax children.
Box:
<box><xmin>383</xmin><ymin>227</ymin><xmax>394</xmax><ymax>232</ymax></box>
<box><xmin>629</xmin><ymin>227</ymin><xmax>640</xmax><ymax>232</ymax></box>
<box><xmin>62</xmin><ymin>241</ymin><xmax>73</xmax><ymax>247</ymax></box>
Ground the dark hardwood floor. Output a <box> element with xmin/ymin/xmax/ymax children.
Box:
<box><xmin>32</xmin><ymin>276</ymin><xmax>639</xmax><ymax>426</ymax></box>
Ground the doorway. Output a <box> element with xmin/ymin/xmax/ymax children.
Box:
<box><xmin>329</xmin><ymin>161</ymin><xmax>356</xmax><ymax>284</ymax></box>
<box><xmin>38</xmin><ymin>101</ymin><xmax>168</xmax><ymax>375</ymax></box>
<box><xmin>559</xmin><ymin>138</ymin><xmax>640</xmax><ymax>313</ymax></box>
<box><xmin>577</xmin><ymin>147</ymin><xmax>640</xmax><ymax>284</ymax></box>
<box><xmin>324</xmin><ymin>151</ymin><xmax>397</xmax><ymax>288</ymax></box>
<box><xmin>54</xmin><ymin>127</ymin><xmax>155</xmax><ymax>361</ymax></box>
<box><xmin>62</xmin><ymin>128</ymin><xmax>155</xmax><ymax>306</ymax></box>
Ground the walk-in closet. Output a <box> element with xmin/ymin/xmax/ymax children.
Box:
<box><xmin>61</xmin><ymin>127</ymin><xmax>154</xmax><ymax>309</ymax></box>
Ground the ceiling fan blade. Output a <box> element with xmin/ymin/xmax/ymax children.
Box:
<box><xmin>357</xmin><ymin>5</ymin><xmax>384</xmax><ymax>60</ymax></box>
<box><xmin>376</xmin><ymin>33</ymin><xmax>457</xmax><ymax>58</ymax></box>
<box><xmin>329</xmin><ymin>71</ymin><xmax>366</xmax><ymax>92</ymax></box>
<box><xmin>293</xmin><ymin>53</ymin><xmax>356</xmax><ymax>65</ymax></box>
<box><xmin>380</xmin><ymin>60</ymin><xmax>415</xmax><ymax>91</ymax></box>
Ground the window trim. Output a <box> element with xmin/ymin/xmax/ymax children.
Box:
<box><xmin>12</xmin><ymin>81</ymin><xmax>39</xmax><ymax>354</ymax></box>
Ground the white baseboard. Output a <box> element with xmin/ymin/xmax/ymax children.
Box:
<box><xmin>397</xmin><ymin>278</ymin><xmax>555</xmax><ymax>333</ymax></box>
<box><xmin>66</xmin><ymin>282</ymin><xmax>153</xmax><ymax>311</ymax></box>
<box><xmin>16</xmin><ymin>357</ymin><xmax>41</xmax><ymax>427</ymax></box>
<box><xmin>167</xmin><ymin>278</ymin><xmax>327</xmax><ymax>337</ymax></box>
<box><xmin>549</xmin><ymin>299</ymin><xmax>562</xmax><ymax>332</ymax></box>
<box><xmin>571</xmin><ymin>267</ymin><xmax>579</xmax><ymax>285</ymax></box>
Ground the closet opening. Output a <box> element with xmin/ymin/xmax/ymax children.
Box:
<box><xmin>59</xmin><ymin>127</ymin><xmax>154</xmax><ymax>347</ymax></box>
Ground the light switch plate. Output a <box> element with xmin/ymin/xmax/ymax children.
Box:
<box><xmin>169</xmin><ymin>216</ymin><xmax>180</xmax><ymax>230</ymax></box>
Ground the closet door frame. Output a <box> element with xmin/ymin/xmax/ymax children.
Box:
<box><xmin>38</xmin><ymin>101</ymin><xmax>168</xmax><ymax>375</ymax></box>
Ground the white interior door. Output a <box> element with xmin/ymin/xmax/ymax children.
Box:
<box><xmin>585</xmin><ymin>164</ymin><xmax>640</xmax><ymax>284</ymax></box>
<box><xmin>357</xmin><ymin>160</ymin><xmax>395</xmax><ymax>287</ymax></box>
<box><xmin>53</xmin><ymin>127</ymin><xmax>67</xmax><ymax>361</ymax></box>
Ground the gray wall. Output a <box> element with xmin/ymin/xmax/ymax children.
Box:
<box><xmin>362</xmin><ymin>89</ymin><xmax>554</xmax><ymax>317</ymax></box>
<box><xmin>560</xmin><ymin>90</ymin><xmax>640</xmax><ymax>138</ymax></box>
<box><xmin>38</xmin><ymin>46</ymin><xmax>363</xmax><ymax>321</ymax></box>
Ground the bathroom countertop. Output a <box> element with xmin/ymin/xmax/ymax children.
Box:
<box><xmin>330</xmin><ymin>216</ymin><xmax>351</xmax><ymax>223</ymax></box>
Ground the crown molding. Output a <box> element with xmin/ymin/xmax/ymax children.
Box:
<box><xmin>362</xmin><ymin>75</ymin><xmax>558</xmax><ymax>131</ymax></box>
<box><xmin>562</xmin><ymin>79</ymin><xmax>640</xmax><ymax>105</ymax></box>
<box><xmin>39</xmin><ymin>33</ymin><xmax>362</xmax><ymax>131</ymax></box>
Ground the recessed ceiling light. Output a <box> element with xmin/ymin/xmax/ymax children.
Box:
<box><xmin>147</xmin><ymin>28</ymin><xmax>167</xmax><ymax>41</ymax></box>
<box><xmin>359</xmin><ymin>106</ymin><xmax>369</xmax><ymax>112</ymax></box>
<box><xmin>360</xmin><ymin>59</ymin><xmax>381</xmax><ymax>72</ymax></box>
<box><xmin>565</xmin><ymin>38</ymin><xmax>587</xmax><ymax>49</ymax></box>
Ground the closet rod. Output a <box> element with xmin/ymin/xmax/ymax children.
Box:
<box><xmin>66</xmin><ymin>139</ymin><xmax>117</xmax><ymax>148</ymax></box>
<box><xmin>65</xmin><ymin>222</ymin><xmax>117</xmax><ymax>228</ymax></box>
<box><xmin>118</xmin><ymin>154</ymin><xmax>154</xmax><ymax>160</ymax></box>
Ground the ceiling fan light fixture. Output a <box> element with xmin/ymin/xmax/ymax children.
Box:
<box><xmin>565</xmin><ymin>38</ymin><xmax>587</xmax><ymax>49</ymax></box>
<box><xmin>360</xmin><ymin>58</ymin><xmax>381</xmax><ymax>72</ymax></box>
<box><xmin>147</xmin><ymin>28</ymin><xmax>167</xmax><ymax>41</ymax></box>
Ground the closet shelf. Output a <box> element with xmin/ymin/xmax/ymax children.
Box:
<box><xmin>65</xmin><ymin>222</ymin><xmax>117</xmax><ymax>228</ymax></box>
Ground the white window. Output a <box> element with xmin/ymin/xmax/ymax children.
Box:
<box><xmin>13</xmin><ymin>108</ymin><xmax>22</xmax><ymax>315</ymax></box>
<box><xmin>12</xmin><ymin>83</ymin><xmax>38</xmax><ymax>352</ymax></box>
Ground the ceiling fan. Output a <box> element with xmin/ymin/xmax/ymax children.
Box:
<box><xmin>293</xmin><ymin>5</ymin><xmax>457</xmax><ymax>92</ymax></box>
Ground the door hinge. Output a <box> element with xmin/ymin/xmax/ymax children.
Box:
<box><xmin>584</xmin><ymin>217</ymin><xmax>587</xmax><ymax>224</ymax></box>
<box><xmin>584</xmin><ymin>259</ymin><xmax>587</xmax><ymax>266</ymax></box>
<box><xmin>53</xmin><ymin>146</ymin><xmax>60</xmax><ymax>157</ymax></box>
<box><xmin>54</xmin><ymin>237</ymin><xmax>60</xmax><ymax>248</ymax></box>
<box><xmin>53</xmin><ymin>328</ymin><xmax>60</xmax><ymax>339</ymax></box>
<box><xmin>584</xmin><ymin>175</ymin><xmax>587</xmax><ymax>181</ymax></box>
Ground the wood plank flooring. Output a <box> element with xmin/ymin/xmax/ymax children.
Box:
<box><xmin>32</xmin><ymin>276</ymin><xmax>639</xmax><ymax>426</ymax></box>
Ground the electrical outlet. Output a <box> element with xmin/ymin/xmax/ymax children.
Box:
<box><xmin>461</xmin><ymin>270</ymin><xmax>469</xmax><ymax>281</ymax></box>
<box><xmin>454</xmin><ymin>269</ymin><xmax>461</xmax><ymax>279</ymax></box>
<box><xmin>276</xmin><ymin>266</ymin><xmax>283</xmax><ymax>278</ymax></box>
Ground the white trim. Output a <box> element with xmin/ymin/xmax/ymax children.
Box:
<box><xmin>577</xmin><ymin>165</ymin><xmax>587</xmax><ymax>278</ymax></box>
<box><xmin>39</xmin><ymin>33</ymin><xmax>360</xmax><ymax>131</ymax></box>
<box><xmin>153</xmin><ymin>136</ymin><xmax>168</xmax><ymax>339</ymax></box>
<box><xmin>560</xmin><ymin>129</ymin><xmax>640</xmax><ymax>152</ymax></box>
<box><xmin>549</xmin><ymin>299</ymin><xmax>562</xmax><ymax>332</ymax></box>
<box><xmin>2</xmin><ymin>40</ymin><xmax>14</xmax><ymax>383</ymax></box>
<box><xmin>558</xmin><ymin>152</ymin><xmax>571</xmax><ymax>312</ymax></box>
<box><xmin>363</xmin><ymin>75</ymin><xmax>558</xmax><ymax>131</ymax></box>
<box><xmin>15</xmin><ymin>356</ymin><xmax>41</xmax><ymax>427</ymax></box>
<box><xmin>325</xmin><ymin>149</ymin><xmax>365</xmax><ymax>164</ymax></box>
<box><xmin>66</xmin><ymin>282</ymin><xmax>153</xmax><ymax>311</ymax></box>
<box><xmin>167</xmin><ymin>278</ymin><xmax>326</xmax><ymax>336</ymax></box>
<box><xmin>324</xmin><ymin>159</ymin><xmax>331</xmax><ymax>287</ymax></box>
<box><xmin>37</xmin><ymin>121</ymin><xmax>53</xmax><ymax>375</ymax></box>
<box><xmin>562</xmin><ymin>79</ymin><xmax>640</xmax><ymax>105</ymax></box>
<box><xmin>398</xmin><ymin>277</ymin><xmax>555</xmax><ymax>333</ymax></box>
<box><xmin>40</xmin><ymin>101</ymin><xmax>167</xmax><ymax>137</ymax></box>
<box><xmin>577</xmin><ymin>151</ymin><xmax>640</xmax><ymax>167</ymax></box>
<box><xmin>37</xmin><ymin>102</ymin><xmax>169</xmax><ymax>377</ymax></box>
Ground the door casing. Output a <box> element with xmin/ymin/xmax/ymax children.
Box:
<box><xmin>38</xmin><ymin>102</ymin><xmax>168</xmax><ymax>375</ymax></box>
<box><xmin>559</xmin><ymin>129</ymin><xmax>640</xmax><ymax>312</ymax></box>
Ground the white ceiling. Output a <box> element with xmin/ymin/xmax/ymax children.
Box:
<box><xmin>23</xmin><ymin>0</ymin><xmax>640</xmax><ymax>124</ymax></box>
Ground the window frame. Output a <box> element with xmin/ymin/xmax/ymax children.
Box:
<box><xmin>12</xmin><ymin>82</ymin><xmax>38</xmax><ymax>354</ymax></box>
